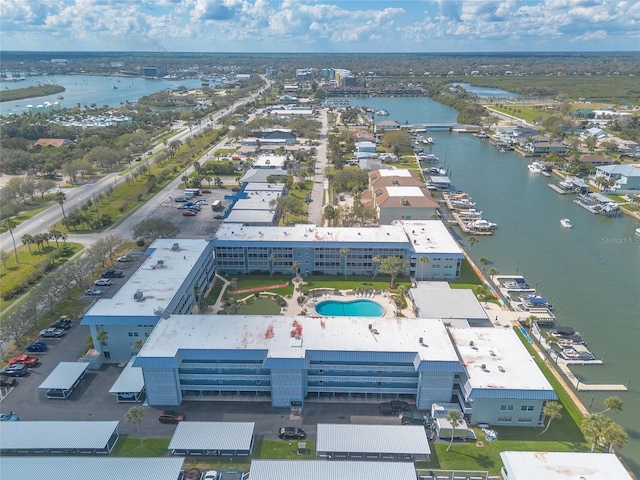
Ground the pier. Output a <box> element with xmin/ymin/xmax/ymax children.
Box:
<box><xmin>557</xmin><ymin>364</ymin><xmax>628</xmax><ymax>392</ymax></box>
<box><xmin>548</xmin><ymin>184</ymin><xmax>571</xmax><ymax>194</ymax></box>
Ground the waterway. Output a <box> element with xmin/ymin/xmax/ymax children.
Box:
<box><xmin>452</xmin><ymin>82</ymin><xmax>522</xmax><ymax>99</ymax></box>
<box><xmin>342</xmin><ymin>95</ymin><xmax>640</xmax><ymax>474</ymax></box>
<box><xmin>0</xmin><ymin>75</ymin><xmax>210</xmax><ymax>116</ymax></box>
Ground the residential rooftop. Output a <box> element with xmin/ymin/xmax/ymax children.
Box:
<box><xmin>393</xmin><ymin>220</ymin><xmax>464</xmax><ymax>255</ymax></box>
<box><xmin>137</xmin><ymin>315</ymin><xmax>460</xmax><ymax>363</ymax></box>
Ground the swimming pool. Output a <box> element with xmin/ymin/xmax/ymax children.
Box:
<box><xmin>315</xmin><ymin>299</ymin><xmax>385</xmax><ymax>317</ymax></box>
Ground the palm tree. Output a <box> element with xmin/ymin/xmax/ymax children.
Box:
<box><xmin>478</xmin><ymin>257</ymin><xmax>488</xmax><ymax>271</ymax></box>
<box><xmin>0</xmin><ymin>251</ymin><xmax>8</xmax><ymax>268</ymax></box>
<box><xmin>596</xmin><ymin>396</ymin><xmax>624</xmax><ymax>415</ymax></box>
<box><xmin>54</xmin><ymin>190</ymin><xmax>67</xmax><ymax>219</ymax></box>
<box><xmin>21</xmin><ymin>233</ymin><xmax>34</xmax><ymax>254</ymax></box>
<box><xmin>582</xmin><ymin>413</ymin><xmax>612</xmax><ymax>452</ymax></box>
<box><xmin>418</xmin><ymin>256</ymin><xmax>429</xmax><ymax>279</ymax></box>
<box><xmin>229</xmin><ymin>278</ymin><xmax>238</xmax><ymax>293</ymax></box>
<box><xmin>487</xmin><ymin>267</ymin><xmax>499</xmax><ymax>277</ymax></box>
<box><xmin>125</xmin><ymin>406</ymin><xmax>145</xmax><ymax>446</ymax></box>
<box><xmin>372</xmin><ymin>255</ymin><xmax>382</xmax><ymax>280</ymax></box>
<box><xmin>446</xmin><ymin>410</ymin><xmax>463</xmax><ymax>451</ymax></box>
<box><xmin>603</xmin><ymin>422</ymin><xmax>628</xmax><ymax>453</ymax></box>
<box><xmin>49</xmin><ymin>229</ymin><xmax>64</xmax><ymax>248</ymax></box>
<box><xmin>545</xmin><ymin>334</ymin><xmax>559</xmax><ymax>359</ymax></box>
<box><xmin>181</xmin><ymin>175</ymin><xmax>190</xmax><ymax>188</ymax></box>
<box><xmin>340</xmin><ymin>248</ymin><xmax>350</xmax><ymax>279</ymax></box>
<box><xmin>96</xmin><ymin>329</ymin><xmax>119</xmax><ymax>364</ymax></box>
<box><xmin>132</xmin><ymin>339</ymin><xmax>144</xmax><ymax>352</ymax></box>
<box><xmin>2</xmin><ymin>218</ymin><xmax>19</xmax><ymax>263</ymax></box>
<box><xmin>269</xmin><ymin>253</ymin><xmax>276</xmax><ymax>278</ymax></box>
<box><xmin>291</xmin><ymin>261</ymin><xmax>302</xmax><ymax>282</ymax></box>
<box><xmin>468</xmin><ymin>236</ymin><xmax>478</xmax><ymax>251</ymax></box>
<box><xmin>214</xmin><ymin>177</ymin><xmax>222</xmax><ymax>188</ymax></box>
<box><xmin>539</xmin><ymin>401</ymin><xmax>562</xmax><ymax>436</ymax></box>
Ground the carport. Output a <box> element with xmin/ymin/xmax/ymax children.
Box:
<box><xmin>168</xmin><ymin>422</ymin><xmax>255</xmax><ymax>456</ymax></box>
<box><xmin>249</xmin><ymin>460</ymin><xmax>417</xmax><ymax>480</ymax></box>
<box><xmin>0</xmin><ymin>421</ymin><xmax>119</xmax><ymax>455</ymax></box>
<box><xmin>0</xmin><ymin>457</ymin><xmax>184</xmax><ymax>480</ymax></box>
<box><xmin>316</xmin><ymin>424</ymin><xmax>431</xmax><ymax>461</ymax></box>
<box><xmin>108</xmin><ymin>356</ymin><xmax>145</xmax><ymax>402</ymax></box>
<box><xmin>39</xmin><ymin>361</ymin><xmax>89</xmax><ymax>398</ymax></box>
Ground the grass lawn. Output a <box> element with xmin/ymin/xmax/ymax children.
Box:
<box><xmin>0</xmin><ymin>201</ymin><xmax>54</xmax><ymax>231</ymax></box>
<box><xmin>237</xmin><ymin>297</ymin><xmax>281</xmax><ymax>315</ymax></box>
<box><xmin>223</xmin><ymin>274</ymin><xmax>295</xmax><ymax>298</ymax></box>
<box><xmin>489</xmin><ymin>104</ymin><xmax>555</xmax><ymax>124</ymax></box>
<box><xmin>254</xmin><ymin>439</ymin><xmax>316</xmax><ymax>460</ymax></box>
<box><xmin>449</xmin><ymin>259</ymin><xmax>483</xmax><ymax>288</ymax></box>
<box><xmin>205</xmin><ymin>276</ymin><xmax>226</xmax><ymax>304</ymax></box>
<box><xmin>109</xmin><ymin>437</ymin><xmax>170</xmax><ymax>457</ymax></box>
<box><xmin>301</xmin><ymin>274</ymin><xmax>412</xmax><ymax>292</ymax></box>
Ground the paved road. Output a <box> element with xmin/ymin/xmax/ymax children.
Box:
<box><xmin>308</xmin><ymin>109</ymin><xmax>329</xmax><ymax>225</ymax></box>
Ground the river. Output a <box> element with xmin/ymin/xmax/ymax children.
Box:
<box><xmin>342</xmin><ymin>95</ymin><xmax>640</xmax><ymax>474</ymax></box>
<box><xmin>0</xmin><ymin>75</ymin><xmax>212</xmax><ymax>116</ymax></box>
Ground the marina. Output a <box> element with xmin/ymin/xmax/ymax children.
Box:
<box><xmin>443</xmin><ymin>192</ymin><xmax>497</xmax><ymax>235</ymax></box>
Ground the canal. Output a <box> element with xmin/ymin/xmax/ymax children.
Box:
<box><xmin>341</xmin><ymin>95</ymin><xmax>640</xmax><ymax>474</ymax></box>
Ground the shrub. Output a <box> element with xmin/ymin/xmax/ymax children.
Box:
<box><xmin>136</xmin><ymin>239</ymin><xmax>145</xmax><ymax>247</ymax></box>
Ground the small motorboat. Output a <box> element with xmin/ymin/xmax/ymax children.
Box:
<box><xmin>560</xmin><ymin>218</ymin><xmax>572</xmax><ymax>228</ymax></box>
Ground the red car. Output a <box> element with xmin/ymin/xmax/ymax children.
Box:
<box><xmin>182</xmin><ymin>210</ymin><xmax>197</xmax><ymax>216</ymax></box>
<box><xmin>184</xmin><ymin>468</ymin><xmax>201</xmax><ymax>480</ymax></box>
<box><xmin>9</xmin><ymin>355</ymin><xmax>39</xmax><ymax>367</ymax></box>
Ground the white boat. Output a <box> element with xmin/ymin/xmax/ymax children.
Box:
<box><xmin>560</xmin><ymin>218</ymin><xmax>572</xmax><ymax>228</ymax></box>
<box><xmin>426</xmin><ymin>137</ymin><xmax>435</xmax><ymax>144</ymax></box>
<box><xmin>635</xmin><ymin>228</ymin><xmax>640</xmax><ymax>236</ymax></box>
<box><xmin>457</xmin><ymin>209</ymin><xmax>483</xmax><ymax>219</ymax></box>
<box><xmin>528</xmin><ymin>162</ymin><xmax>543</xmax><ymax>174</ymax></box>
<box><xmin>450</xmin><ymin>198</ymin><xmax>476</xmax><ymax>209</ymax></box>
<box><xmin>466</xmin><ymin>219</ymin><xmax>497</xmax><ymax>231</ymax></box>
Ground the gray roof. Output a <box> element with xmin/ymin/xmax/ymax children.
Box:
<box><xmin>38</xmin><ymin>362</ymin><xmax>89</xmax><ymax>390</ymax></box>
<box><xmin>0</xmin><ymin>421</ymin><xmax>118</xmax><ymax>450</ymax></box>
<box><xmin>168</xmin><ymin>422</ymin><xmax>255</xmax><ymax>451</ymax></box>
<box><xmin>411</xmin><ymin>286</ymin><xmax>489</xmax><ymax>321</ymax></box>
<box><xmin>316</xmin><ymin>424</ymin><xmax>430</xmax><ymax>455</ymax></box>
<box><xmin>241</xmin><ymin>168</ymin><xmax>287</xmax><ymax>183</ymax></box>
<box><xmin>108</xmin><ymin>356</ymin><xmax>144</xmax><ymax>394</ymax></box>
<box><xmin>0</xmin><ymin>457</ymin><xmax>184</xmax><ymax>480</ymax></box>
<box><xmin>248</xmin><ymin>460</ymin><xmax>417</xmax><ymax>480</ymax></box>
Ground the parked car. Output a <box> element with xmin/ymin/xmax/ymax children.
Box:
<box><xmin>158</xmin><ymin>411</ymin><xmax>185</xmax><ymax>424</ymax></box>
<box><xmin>200</xmin><ymin>189</ymin><xmax>212</xmax><ymax>193</ymax></box>
<box><xmin>195</xmin><ymin>199</ymin><xmax>208</xmax><ymax>205</ymax></box>
<box><xmin>0</xmin><ymin>413</ymin><xmax>19</xmax><ymax>421</ymax></box>
<box><xmin>379</xmin><ymin>400</ymin><xmax>410</xmax><ymax>415</ymax></box>
<box><xmin>203</xmin><ymin>470</ymin><xmax>219</xmax><ymax>480</ymax></box>
<box><xmin>9</xmin><ymin>355</ymin><xmax>39</xmax><ymax>367</ymax></box>
<box><xmin>400</xmin><ymin>411</ymin><xmax>428</xmax><ymax>425</ymax></box>
<box><xmin>0</xmin><ymin>375</ymin><xmax>18</xmax><ymax>387</ymax></box>
<box><xmin>117</xmin><ymin>255</ymin><xmax>133</xmax><ymax>262</ymax></box>
<box><xmin>174</xmin><ymin>197</ymin><xmax>187</xmax><ymax>202</ymax></box>
<box><xmin>102</xmin><ymin>269</ymin><xmax>124</xmax><ymax>278</ymax></box>
<box><xmin>182</xmin><ymin>210</ymin><xmax>197</xmax><ymax>216</ymax></box>
<box><xmin>84</xmin><ymin>288</ymin><xmax>103</xmax><ymax>296</ymax></box>
<box><xmin>214</xmin><ymin>214</ymin><xmax>225</xmax><ymax>219</ymax></box>
<box><xmin>50</xmin><ymin>315</ymin><xmax>73</xmax><ymax>329</ymax></box>
<box><xmin>147</xmin><ymin>150</ymin><xmax>153</xmax><ymax>156</ymax></box>
<box><xmin>278</xmin><ymin>427</ymin><xmax>306</xmax><ymax>440</ymax></box>
<box><xmin>26</xmin><ymin>341</ymin><xmax>47</xmax><ymax>352</ymax></box>
<box><xmin>94</xmin><ymin>279</ymin><xmax>113</xmax><ymax>287</ymax></box>
<box><xmin>184</xmin><ymin>468</ymin><xmax>201</xmax><ymax>480</ymax></box>
<box><xmin>0</xmin><ymin>365</ymin><xmax>28</xmax><ymax>377</ymax></box>
<box><xmin>40</xmin><ymin>327</ymin><xmax>65</xmax><ymax>338</ymax></box>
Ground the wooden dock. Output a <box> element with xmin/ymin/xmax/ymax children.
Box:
<box><xmin>558</xmin><ymin>364</ymin><xmax>628</xmax><ymax>391</ymax></box>
<box><xmin>548</xmin><ymin>184</ymin><xmax>571</xmax><ymax>194</ymax></box>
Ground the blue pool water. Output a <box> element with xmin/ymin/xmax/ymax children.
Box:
<box><xmin>315</xmin><ymin>299</ymin><xmax>384</xmax><ymax>317</ymax></box>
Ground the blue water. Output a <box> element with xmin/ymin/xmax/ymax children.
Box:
<box><xmin>0</xmin><ymin>75</ymin><xmax>210</xmax><ymax>115</ymax></box>
<box><xmin>453</xmin><ymin>82</ymin><xmax>521</xmax><ymax>99</ymax></box>
<box><xmin>316</xmin><ymin>299</ymin><xmax>384</xmax><ymax>317</ymax></box>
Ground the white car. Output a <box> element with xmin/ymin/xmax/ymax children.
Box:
<box><xmin>84</xmin><ymin>288</ymin><xmax>103</xmax><ymax>296</ymax></box>
<box><xmin>94</xmin><ymin>279</ymin><xmax>113</xmax><ymax>286</ymax></box>
<box><xmin>195</xmin><ymin>199</ymin><xmax>208</xmax><ymax>205</ymax></box>
<box><xmin>203</xmin><ymin>471</ymin><xmax>219</xmax><ymax>480</ymax></box>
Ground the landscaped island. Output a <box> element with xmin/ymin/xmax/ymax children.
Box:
<box><xmin>0</xmin><ymin>84</ymin><xmax>65</xmax><ymax>103</ymax></box>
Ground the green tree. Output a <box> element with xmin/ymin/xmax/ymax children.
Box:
<box><xmin>125</xmin><ymin>406</ymin><xmax>145</xmax><ymax>446</ymax></box>
<box><xmin>582</xmin><ymin>413</ymin><xmax>612</xmax><ymax>452</ymax></box>
<box><xmin>478</xmin><ymin>257</ymin><xmax>488</xmax><ymax>271</ymax></box>
<box><xmin>487</xmin><ymin>267</ymin><xmax>499</xmax><ymax>276</ymax></box>
<box><xmin>446</xmin><ymin>410</ymin><xmax>463</xmax><ymax>451</ymax></box>
<box><xmin>133</xmin><ymin>218</ymin><xmax>180</xmax><ymax>243</ymax></box>
<box><xmin>376</xmin><ymin>256</ymin><xmax>408</xmax><ymax>287</ymax></box>
<box><xmin>381</xmin><ymin>130</ymin><xmax>412</xmax><ymax>152</ymax></box>
<box><xmin>467</xmin><ymin>236</ymin><xmax>478</xmax><ymax>251</ymax></box>
<box><xmin>596</xmin><ymin>396</ymin><xmax>624</xmax><ymax>415</ymax></box>
<box><xmin>54</xmin><ymin>190</ymin><xmax>67</xmax><ymax>219</ymax></box>
<box><xmin>96</xmin><ymin>329</ymin><xmax>119</xmax><ymax>364</ymax></box>
<box><xmin>21</xmin><ymin>233</ymin><xmax>34</xmax><ymax>254</ymax></box>
<box><xmin>291</xmin><ymin>260</ymin><xmax>302</xmax><ymax>281</ymax></box>
<box><xmin>539</xmin><ymin>401</ymin><xmax>562</xmax><ymax>436</ymax></box>
<box><xmin>603</xmin><ymin>422</ymin><xmax>628</xmax><ymax>453</ymax></box>
<box><xmin>269</xmin><ymin>253</ymin><xmax>276</xmax><ymax>278</ymax></box>
<box><xmin>418</xmin><ymin>256</ymin><xmax>429</xmax><ymax>279</ymax></box>
<box><xmin>3</xmin><ymin>218</ymin><xmax>19</xmax><ymax>263</ymax></box>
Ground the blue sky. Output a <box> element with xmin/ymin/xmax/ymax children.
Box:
<box><xmin>1</xmin><ymin>0</ymin><xmax>638</xmax><ymax>52</ymax></box>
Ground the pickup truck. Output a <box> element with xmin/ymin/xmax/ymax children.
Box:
<box><xmin>102</xmin><ymin>269</ymin><xmax>124</xmax><ymax>278</ymax></box>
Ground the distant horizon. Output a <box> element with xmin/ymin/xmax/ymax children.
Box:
<box><xmin>2</xmin><ymin>50</ymin><xmax>639</xmax><ymax>55</ymax></box>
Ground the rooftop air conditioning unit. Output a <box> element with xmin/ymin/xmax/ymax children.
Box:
<box><xmin>172</xmin><ymin>243</ymin><xmax>180</xmax><ymax>251</ymax></box>
<box><xmin>134</xmin><ymin>291</ymin><xmax>144</xmax><ymax>301</ymax></box>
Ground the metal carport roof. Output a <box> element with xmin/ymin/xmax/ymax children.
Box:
<box><xmin>316</xmin><ymin>424</ymin><xmax>431</xmax><ymax>456</ymax></box>
<box><xmin>168</xmin><ymin>422</ymin><xmax>255</xmax><ymax>452</ymax></box>
<box><xmin>0</xmin><ymin>421</ymin><xmax>118</xmax><ymax>451</ymax></box>
<box><xmin>38</xmin><ymin>361</ymin><xmax>89</xmax><ymax>390</ymax></box>
<box><xmin>108</xmin><ymin>356</ymin><xmax>144</xmax><ymax>395</ymax></box>
<box><xmin>248</xmin><ymin>460</ymin><xmax>417</xmax><ymax>480</ymax></box>
<box><xmin>0</xmin><ymin>457</ymin><xmax>185</xmax><ymax>480</ymax></box>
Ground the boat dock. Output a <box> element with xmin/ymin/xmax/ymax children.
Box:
<box><xmin>557</xmin><ymin>364</ymin><xmax>628</xmax><ymax>391</ymax></box>
<box><xmin>548</xmin><ymin>184</ymin><xmax>572</xmax><ymax>194</ymax></box>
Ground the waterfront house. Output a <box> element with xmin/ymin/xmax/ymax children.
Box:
<box><xmin>524</xmin><ymin>135</ymin><xmax>566</xmax><ymax>154</ymax></box>
<box><xmin>578</xmin><ymin>154</ymin><xmax>613</xmax><ymax>167</ymax></box>
<box><xmin>594</xmin><ymin>164</ymin><xmax>640</xmax><ymax>191</ymax></box>
<box><xmin>580</xmin><ymin>127</ymin><xmax>610</xmax><ymax>140</ymax></box>
<box><xmin>33</xmin><ymin>138</ymin><xmax>73</xmax><ymax>149</ymax></box>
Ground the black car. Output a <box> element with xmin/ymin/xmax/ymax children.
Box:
<box><xmin>102</xmin><ymin>269</ymin><xmax>124</xmax><ymax>278</ymax></box>
<box><xmin>26</xmin><ymin>341</ymin><xmax>48</xmax><ymax>352</ymax></box>
<box><xmin>278</xmin><ymin>427</ymin><xmax>306</xmax><ymax>440</ymax></box>
<box><xmin>158</xmin><ymin>410</ymin><xmax>185</xmax><ymax>424</ymax></box>
<box><xmin>0</xmin><ymin>375</ymin><xmax>18</xmax><ymax>387</ymax></box>
<box><xmin>0</xmin><ymin>365</ymin><xmax>28</xmax><ymax>377</ymax></box>
<box><xmin>379</xmin><ymin>400</ymin><xmax>410</xmax><ymax>415</ymax></box>
<box><xmin>51</xmin><ymin>318</ymin><xmax>72</xmax><ymax>329</ymax></box>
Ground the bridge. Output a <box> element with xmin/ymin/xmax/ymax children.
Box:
<box><xmin>408</xmin><ymin>123</ymin><xmax>480</xmax><ymax>132</ymax></box>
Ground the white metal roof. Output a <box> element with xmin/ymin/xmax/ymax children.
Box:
<box><xmin>411</xmin><ymin>286</ymin><xmax>488</xmax><ymax>321</ymax></box>
<box><xmin>168</xmin><ymin>422</ymin><xmax>255</xmax><ymax>451</ymax></box>
<box><xmin>243</xmin><ymin>183</ymin><xmax>286</xmax><ymax>193</ymax></box>
<box><xmin>138</xmin><ymin>315</ymin><xmax>459</xmax><ymax>363</ymax></box>
<box><xmin>376</xmin><ymin>169</ymin><xmax>413</xmax><ymax>178</ymax></box>
<box><xmin>0</xmin><ymin>457</ymin><xmax>184</xmax><ymax>480</ymax></box>
<box><xmin>233</xmin><ymin>195</ymin><xmax>280</xmax><ymax>210</ymax></box>
<box><xmin>224</xmin><ymin>209</ymin><xmax>276</xmax><ymax>224</ymax></box>
<box><xmin>248</xmin><ymin>460</ymin><xmax>417</xmax><ymax>480</ymax></box>
<box><xmin>253</xmin><ymin>154</ymin><xmax>286</xmax><ymax>168</ymax></box>
<box><xmin>385</xmin><ymin>185</ymin><xmax>425</xmax><ymax>197</ymax></box>
<box><xmin>0</xmin><ymin>421</ymin><xmax>118</xmax><ymax>450</ymax></box>
<box><xmin>316</xmin><ymin>424</ymin><xmax>430</xmax><ymax>455</ymax></box>
<box><xmin>449</xmin><ymin>327</ymin><xmax>554</xmax><ymax>394</ymax></box>
<box><xmin>500</xmin><ymin>451</ymin><xmax>633</xmax><ymax>480</ymax></box>
<box><xmin>108</xmin><ymin>356</ymin><xmax>144</xmax><ymax>394</ymax></box>
<box><xmin>38</xmin><ymin>362</ymin><xmax>89</xmax><ymax>390</ymax></box>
